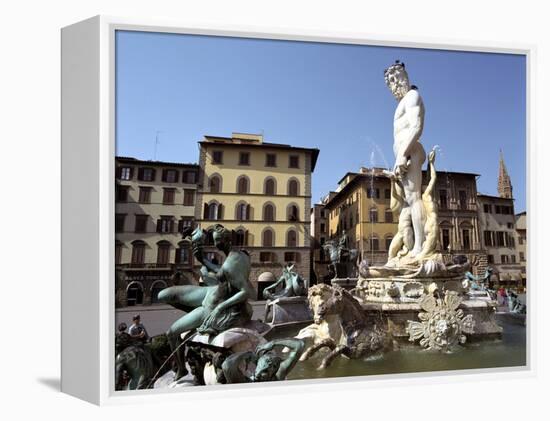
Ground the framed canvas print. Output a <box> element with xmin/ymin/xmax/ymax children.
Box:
<box><xmin>61</xmin><ymin>15</ymin><xmax>532</xmax><ymax>405</ymax></box>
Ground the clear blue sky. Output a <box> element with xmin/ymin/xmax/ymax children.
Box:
<box><xmin>116</xmin><ymin>30</ymin><xmax>526</xmax><ymax>212</ymax></box>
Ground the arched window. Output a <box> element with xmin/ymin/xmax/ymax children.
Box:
<box><xmin>205</xmin><ymin>228</ymin><xmax>215</xmax><ymax>246</ymax></box>
<box><xmin>209</xmin><ymin>175</ymin><xmax>221</xmax><ymax>193</ymax></box>
<box><xmin>157</xmin><ymin>241</ymin><xmax>171</xmax><ymax>266</ymax></box>
<box><xmin>126</xmin><ymin>282</ymin><xmax>143</xmax><ymax>306</ymax></box>
<box><xmin>287</xmin><ymin>204</ymin><xmax>299</xmax><ymax>221</ymax></box>
<box><xmin>131</xmin><ymin>241</ymin><xmax>146</xmax><ymax>266</ymax></box>
<box><xmin>263</xmin><ymin>203</ymin><xmax>275</xmax><ymax>221</ymax></box>
<box><xmin>204</xmin><ymin>202</ymin><xmax>223</xmax><ymax>220</ymax></box>
<box><xmin>288</xmin><ymin>179</ymin><xmax>299</xmax><ymax>196</ymax></box>
<box><xmin>234</xmin><ymin>228</ymin><xmax>247</xmax><ymax>246</ymax></box>
<box><xmin>263</xmin><ymin>229</ymin><xmax>274</xmax><ymax>247</ymax></box>
<box><xmin>369</xmin><ymin>235</ymin><xmax>379</xmax><ymax>251</ymax></box>
<box><xmin>236</xmin><ymin>202</ymin><xmax>251</xmax><ymax>221</ymax></box>
<box><xmin>384</xmin><ymin>209</ymin><xmax>393</xmax><ymax>223</ymax></box>
<box><xmin>151</xmin><ymin>280</ymin><xmax>168</xmax><ymax>304</ymax></box>
<box><xmin>369</xmin><ymin>207</ymin><xmax>378</xmax><ymax>223</ymax></box>
<box><xmin>264</xmin><ymin>178</ymin><xmax>276</xmax><ymax>195</ymax></box>
<box><xmin>236</xmin><ymin>176</ymin><xmax>249</xmax><ymax>194</ymax></box>
<box><xmin>287</xmin><ymin>229</ymin><xmax>297</xmax><ymax>247</ymax></box>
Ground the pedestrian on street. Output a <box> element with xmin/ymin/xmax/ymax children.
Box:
<box><xmin>128</xmin><ymin>314</ymin><xmax>149</xmax><ymax>342</ymax></box>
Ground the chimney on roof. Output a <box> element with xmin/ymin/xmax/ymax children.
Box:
<box><xmin>232</xmin><ymin>132</ymin><xmax>263</xmax><ymax>144</ymax></box>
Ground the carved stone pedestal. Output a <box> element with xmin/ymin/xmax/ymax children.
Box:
<box><xmin>264</xmin><ymin>296</ymin><xmax>313</xmax><ymax>325</ymax></box>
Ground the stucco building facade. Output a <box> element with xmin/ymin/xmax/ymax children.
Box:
<box><xmin>115</xmin><ymin>157</ymin><xmax>199</xmax><ymax>307</ymax></box>
<box><xmin>194</xmin><ymin>133</ymin><xmax>319</xmax><ymax>298</ymax></box>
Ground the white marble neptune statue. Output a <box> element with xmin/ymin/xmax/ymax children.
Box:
<box><xmin>383</xmin><ymin>60</ymin><xmax>435</xmax><ymax>266</ymax></box>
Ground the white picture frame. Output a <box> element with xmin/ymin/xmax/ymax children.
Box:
<box><xmin>61</xmin><ymin>15</ymin><xmax>534</xmax><ymax>406</ymax></box>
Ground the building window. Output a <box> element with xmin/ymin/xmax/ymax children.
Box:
<box><xmin>134</xmin><ymin>215</ymin><xmax>148</xmax><ymax>233</ymax></box>
<box><xmin>115</xmin><ymin>214</ymin><xmax>126</xmax><ymax>233</ymax></box>
<box><xmin>511</xmin><ymin>255</ymin><xmax>516</xmax><ymax>263</ymax></box>
<box><xmin>183</xmin><ymin>171</ymin><xmax>196</xmax><ymax>184</ymax></box>
<box><xmin>495</xmin><ymin>205</ymin><xmax>501</xmax><ymax>214</ymax></box>
<box><xmin>488</xmin><ymin>254</ymin><xmax>494</xmax><ymax>264</ymax></box>
<box><xmin>520</xmin><ymin>252</ymin><xmax>525</xmax><ymax>261</ymax></box>
<box><xmin>385</xmin><ymin>236</ymin><xmax>393</xmax><ymax>251</ymax></box>
<box><xmin>439</xmin><ymin>190</ymin><xmax>448</xmax><ymax>209</ymax></box>
<box><xmin>459</xmin><ymin>190</ymin><xmax>468</xmax><ymax>210</ymax></box>
<box><xmin>367</xmin><ymin>188</ymin><xmax>380</xmax><ymax>199</ymax></box>
<box><xmin>115</xmin><ymin>242</ymin><xmax>123</xmax><ymax>264</ymax></box>
<box><xmin>264</xmin><ymin>178</ymin><xmax>276</xmax><ymax>195</ymax></box>
<box><xmin>138</xmin><ymin>168</ymin><xmax>156</xmax><ymax>182</ymax></box>
<box><xmin>507</xmin><ymin>223</ymin><xmax>514</xmax><ymax>229</ymax></box>
<box><xmin>496</xmin><ymin>231</ymin><xmax>506</xmax><ymax>247</ymax></box>
<box><xmin>484</xmin><ymin>230</ymin><xmax>494</xmax><ymax>247</ymax></box>
<box><xmin>263</xmin><ymin>204</ymin><xmax>275</xmax><ymax>221</ymax></box>
<box><xmin>369</xmin><ymin>208</ymin><xmax>378</xmax><ymax>223</ymax></box>
<box><xmin>320</xmin><ymin>223</ymin><xmax>326</xmax><ymax>233</ymax></box>
<box><xmin>384</xmin><ymin>189</ymin><xmax>391</xmax><ymax>199</ymax></box>
<box><xmin>237</xmin><ymin>176</ymin><xmax>249</xmax><ymax>194</ymax></box>
<box><xmin>234</xmin><ymin>229</ymin><xmax>247</xmax><ymax>246</ymax></box>
<box><xmin>462</xmin><ymin>229</ymin><xmax>471</xmax><ymax>250</ymax></box>
<box><xmin>239</xmin><ymin>152</ymin><xmax>250</xmax><ymax>166</ymax></box>
<box><xmin>262</xmin><ymin>229</ymin><xmax>274</xmax><ymax>247</ymax></box>
<box><xmin>157</xmin><ymin>242</ymin><xmax>171</xmax><ymax>266</ymax></box>
<box><xmin>286</xmin><ymin>230</ymin><xmax>297</xmax><ymax>247</ymax></box>
<box><xmin>116</xmin><ymin>185</ymin><xmax>129</xmax><ymax>202</ymax></box>
<box><xmin>288</xmin><ymin>205</ymin><xmax>299</xmax><ymax>221</ymax></box>
<box><xmin>126</xmin><ymin>282</ymin><xmax>144</xmax><ymax>306</ymax></box>
<box><xmin>501</xmin><ymin>255</ymin><xmax>509</xmax><ymax>264</ymax></box>
<box><xmin>157</xmin><ymin>216</ymin><xmax>175</xmax><ymax>233</ymax></box>
<box><xmin>163</xmin><ymin>169</ymin><xmax>179</xmax><ymax>183</ymax></box>
<box><xmin>289</xmin><ymin>155</ymin><xmax>299</xmax><ymax>168</ymax></box>
<box><xmin>212</xmin><ymin>150</ymin><xmax>223</xmax><ymax>164</ymax></box>
<box><xmin>183</xmin><ymin>189</ymin><xmax>195</xmax><ymax>206</ymax></box>
<box><xmin>176</xmin><ymin>243</ymin><xmax>190</xmax><ymax>264</ymax></box>
<box><xmin>209</xmin><ymin>175</ymin><xmax>221</xmax><ymax>193</ymax></box>
<box><xmin>178</xmin><ymin>217</ymin><xmax>193</xmax><ymax>233</ymax></box>
<box><xmin>131</xmin><ymin>242</ymin><xmax>146</xmax><ymax>265</ymax></box>
<box><xmin>369</xmin><ymin>236</ymin><xmax>379</xmax><ymax>251</ymax></box>
<box><xmin>260</xmin><ymin>251</ymin><xmax>276</xmax><ymax>263</ymax></box>
<box><xmin>163</xmin><ymin>188</ymin><xmax>176</xmax><ymax>205</ymax></box>
<box><xmin>119</xmin><ymin>167</ymin><xmax>133</xmax><ymax>180</ymax></box>
<box><xmin>284</xmin><ymin>252</ymin><xmax>301</xmax><ymax>262</ymax></box>
<box><xmin>138</xmin><ymin>187</ymin><xmax>152</xmax><ymax>203</ymax></box>
<box><xmin>266</xmin><ymin>153</ymin><xmax>277</xmax><ymax>167</ymax></box>
<box><xmin>320</xmin><ymin>209</ymin><xmax>326</xmax><ymax>218</ymax></box>
<box><xmin>236</xmin><ymin>203</ymin><xmax>251</xmax><ymax>221</ymax></box>
<box><xmin>441</xmin><ymin>228</ymin><xmax>450</xmax><ymax>250</ymax></box>
<box><xmin>484</xmin><ymin>204</ymin><xmax>492</xmax><ymax>213</ymax></box>
<box><xmin>384</xmin><ymin>209</ymin><xmax>393</xmax><ymax>223</ymax></box>
<box><xmin>204</xmin><ymin>202</ymin><xmax>223</xmax><ymax>220</ymax></box>
<box><xmin>151</xmin><ymin>281</ymin><xmax>168</xmax><ymax>304</ymax></box>
<box><xmin>288</xmin><ymin>179</ymin><xmax>299</xmax><ymax>196</ymax></box>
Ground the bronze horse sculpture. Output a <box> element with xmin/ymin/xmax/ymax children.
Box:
<box><xmin>297</xmin><ymin>284</ymin><xmax>388</xmax><ymax>369</ymax></box>
<box><xmin>322</xmin><ymin>240</ymin><xmax>359</xmax><ymax>279</ymax></box>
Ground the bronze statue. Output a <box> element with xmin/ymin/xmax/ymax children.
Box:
<box><xmin>221</xmin><ymin>338</ymin><xmax>305</xmax><ymax>383</ymax></box>
<box><xmin>262</xmin><ymin>264</ymin><xmax>307</xmax><ymax>300</ymax></box>
<box><xmin>157</xmin><ymin>224</ymin><xmax>255</xmax><ymax>380</ymax></box>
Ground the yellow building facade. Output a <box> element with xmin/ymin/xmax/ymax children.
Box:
<box><xmin>195</xmin><ymin>133</ymin><xmax>319</xmax><ymax>298</ymax></box>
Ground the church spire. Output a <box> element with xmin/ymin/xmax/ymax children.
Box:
<box><xmin>498</xmin><ymin>150</ymin><xmax>513</xmax><ymax>199</ymax></box>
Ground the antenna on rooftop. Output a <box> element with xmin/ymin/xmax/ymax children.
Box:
<box><xmin>154</xmin><ymin>131</ymin><xmax>163</xmax><ymax>161</ymax></box>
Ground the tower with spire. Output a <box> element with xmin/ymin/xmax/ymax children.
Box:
<box><xmin>498</xmin><ymin>150</ymin><xmax>513</xmax><ymax>199</ymax></box>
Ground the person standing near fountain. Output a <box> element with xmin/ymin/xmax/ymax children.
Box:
<box><xmin>384</xmin><ymin>60</ymin><xmax>427</xmax><ymax>261</ymax></box>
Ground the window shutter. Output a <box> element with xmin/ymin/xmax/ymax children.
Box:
<box><xmin>128</xmin><ymin>167</ymin><xmax>134</xmax><ymax>180</ymax></box>
<box><xmin>137</xmin><ymin>168</ymin><xmax>144</xmax><ymax>181</ymax></box>
<box><xmin>244</xmin><ymin>230</ymin><xmax>249</xmax><ymax>246</ymax></box>
<box><xmin>156</xmin><ymin>219</ymin><xmax>162</xmax><ymax>233</ymax></box>
<box><xmin>217</xmin><ymin>204</ymin><xmax>224</xmax><ymax>220</ymax></box>
<box><xmin>178</xmin><ymin>219</ymin><xmax>183</xmax><ymax>233</ymax></box>
<box><xmin>170</xmin><ymin>219</ymin><xmax>175</xmax><ymax>233</ymax></box>
<box><xmin>116</xmin><ymin>166</ymin><xmax>122</xmax><ymax>179</ymax></box>
<box><xmin>204</xmin><ymin>204</ymin><xmax>208</xmax><ymax>219</ymax></box>
<box><xmin>151</xmin><ymin>169</ymin><xmax>156</xmax><ymax>181</ymax></box>
<box><xmin>174</xmin><ymin>170</ymin><xmax>179</xmax><ymax>183</ymax></box>
<box><xmin>175</xmin><ymin>248</ymin><xmax>181</xmax><ymax>264</ymax></box>
<box><xmin>246</xmin><ymin>204</ymin><xmax>251</xmax><ymax>220</ymax></box>
<box><xmin>162</xmin><ymin>169</ymin><xmax>167</xmax><ymax>182</ymax></box>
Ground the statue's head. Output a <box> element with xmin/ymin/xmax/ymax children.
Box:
<box><xmin>308</xmin><ymin>284</ymin><xmax>345</xmax><ymax>324</ymax></box>
<box><xmin>253</xmin><ymin>353</ymin><xmax>282</xmax><ymax>382</ymax></box>
<box><xmin>384</xmin><ymin>60</ymin><xmax>410</xmax><ymax>100</ymax></box>
<box><xmin>212</xmin><ymin>224</ymin><xmax>232</xmax><ymax>252</ymax></box>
